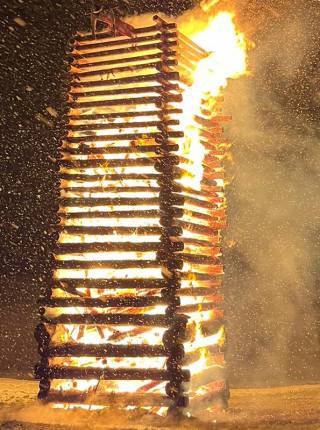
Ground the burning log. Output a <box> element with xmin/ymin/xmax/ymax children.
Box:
<box><xmin>67</xmin><ymin>108</ymin><xmax>183</xmax><ymax>120</ymax></box>
<box><xmin>76</xmin><ymin>23</ymin><xmax>176</xmax><ymax>43</ymax></box>
<box><xmin>69</xmin><ymin>71</ymin><xmax>180</xmax><ymax>88</ymax></box>
<box><xmin>40</xmin><ymin>297</ymin><xmax>166</xmax><ymax>309</ymax></box>
<box><xmin>75</xmin><ymin>33</ymin><xmax>177</xmax><ymax>51</ymax></box>
<box><xmin>71</xmin><ymin>41</ymin><xmax>178</xmax><ymax>60</ymax></box>
<box><xmin>36</xmin><ymin>366</ymin><xmax>190</xmax><ymax>381</ymax></box>
<box><xmin>42</xmin><ymin>343</ymin><xmax>167</xmax><ymax>357</ymax></box>
<box><xmin>72</xmin><ymin>51</ymin><xmax>177</xmax><ymax>69</ymax></box>
<box><xmin>70</xmin><ymin>60</ymin><xmax>178</xmax><ymax>79</ymax></box>
<box><xmin>42</xmin><ymin>313</ymin><xmax>186</xmax><ymax>327</ymax></box>
<box><xmin>54</xmin><ymin>279</ymin><xmax>168</xmax><ymax>289</ymax></box>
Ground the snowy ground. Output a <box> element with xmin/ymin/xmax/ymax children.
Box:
<box><xmin>0</xmin><ymin>379</ymin><xmax>319</xmax><ymax>429</ymax></box>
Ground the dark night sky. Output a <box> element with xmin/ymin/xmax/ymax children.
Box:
<box><xmin>0</xmin><ymin>0</ymin><xmax>319</xmax><ymax>384</ymax></box>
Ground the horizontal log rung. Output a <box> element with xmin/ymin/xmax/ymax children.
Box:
<box><xmin>180</xmin><ymin>254</ymin><xmax>217</xmax><ymax>265</ymax></box>
<box><xmin>40</xmin><ymin>296</ymin><xmax>165</xmax><ymax>308</ymax></box>
<box><xmin>58</xmin><ymin>209</ymin><xmax>161</xmax><ymax>219</ymax></box>
<box><xmin>54</xmin><ymin>260</ymin><xmax>161</xmax><ymax>269</ymax></box>
<box><xmin>59</xmin><ymin>196</ymin><xmax>183</xmax><ymax>207</ymax></box>
<box><xmin>65</xmin><ymin>131</ymin><xmax>184</xmax><ymax>143</ymax></box>
<box><xmin>178</xmin><ymin>286</ymin><xmax>221</xmax><ymax>297</ymax></box>
<box><xmin>55</xmin><ymin>242</ymin><xmax>162</xmax><ymax>253</ymax></box>
<box><xmin>60</xmin><ymin>226</ymin><xmax>182</xmax><ymax>235</ymax></box>
<box><xmin>36</xmin><ymin>366</ymin><xmax>190</xmax><ymax>381</ymax></box>
<box><xmin>42</xmin><ymin>313</ymin><xmax>186</xmax><ymax>327</ymax></box>
<box><xmin>68</xmin><ymin>95</ymin><xmax>182</xmax><ymax>109</ymax></box>
<box><xmin>75</xmin><ymin>23</ymin><xmax>176</xmax><ymax>42</ymax></box>
<box><xmin>53</xmin><ymin>279</ymin><xmax>168</xmax><ymax>289</ymax></box>
<box><xmin>75</xmin><ymin>32</ymin><xmax>177</xmax><ymax>51</ymax></box>
<box><xmin>71</xmin><ymin>60</ymin><xmax>177</xmax><ymax>78</ymax></box>
<box><xmin>71</xmin><ymin>41</ymin><xmax>177</xmax><ymax>60</ymax></box>
<box><xmin>59</xmin><ymin>173</ymin><xmax>165</xmax><ymax>181</ymax></box>
<box><xmin>180</xmin><ymin>272</ymin><xmax>221</xmax><ymax>281</ymax></box>
<box><xmin>67</xmin><ymin>120</ymin><xmax>179</xmax><ymax>132</ymax></box>
<box><xmin>178</xmin><ymin>220</ymin><xmax>218</xmax><ymax>235</ymax></box>
<box><xmin>73</xmin><ymin>51</ymin><xmax>177</xmax><ymax>69</ymax></box>
<box><xmin>44</xmin><ymin>343</ymin><xmax>166</xmax><ymax>357</ymax></box>
<box><xmin>67</xmin><ymin>108</ymin><xmax>182</xmax><ymax>120</ymax></box>
<box><xmin>70</xmin><ymin>71</ymin><xmax>179</xmax><ymax>89</ymax></box>
<box><xmin>61</xmin><ymin>144</ymin><xmax>179</xmax><ymax>155</ymax></box>
<box><xmin>60</xmin><ymin>156</ymin><xmax>180</xmax><ymax>168</ymax></box>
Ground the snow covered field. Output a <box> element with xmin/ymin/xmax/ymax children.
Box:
<box><xmin>0</xmin><ymin>379</ymin><xmax>319</xmax><ymax>429</ymax></box>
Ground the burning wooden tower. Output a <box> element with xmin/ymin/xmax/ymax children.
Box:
<box><xmin>35</xmin><ymin>13</ymin><xmax>235</xmax><ymax>417</ymax></box>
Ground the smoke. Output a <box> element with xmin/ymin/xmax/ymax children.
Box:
<box><xmin>119</xmin><ymin>2</ymin><xmax>320</xmax><ymax>387</ymax></box>
<box><xmin>223</xmin><ymin>1</ymin><xmax>320</xmax><ymax>386</ymax></box>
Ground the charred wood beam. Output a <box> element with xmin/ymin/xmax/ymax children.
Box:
<box><xmin>45</xmin><ymin>344</ymin><xmax>167</xmax><ymax>359</ymax></box>
<box><xmin>55</xmin><ymin>241</ymin><xmax>183</xmax><ymax>254</ymax></box>
<box><xmin>178</xmin><ymin>286</ymin><xmax>221</xmax><ymax>297</ymax></box>
<box><xmin>42</xmin><ymin>313</ymin><xmax>187</xmax><ymax>327</ymax></box>
<box><xmin>60</xmin><ymin>159</ymin><xmax>161</xmax><ymax>169</ymax></box>
<box><xmin>59</xmin><ymin>195</ymin><xmax>184</xmax><ymax>207</ymax></box>
<box><xmin>71</xmin><ymin>60</ymin><xmax>177</xmax><ymax>78</ymax></box>
<box><xmin>60</xmin><ymin>186</ymin><xmax>163</xmax><ymax>193</ymax></box>
<box><xmin>65</xmin><ymin>131</ymin><xmax>183</xmax><ymax>143</ymax></box>
<box><xmin>59</xmin><ymin>173</ymin><xmax>165</xmax><ymax>181</ymax></box>
<box><xmin>40</xmin><ymin>296</ymin><xmax>166</xmax><ymax>309</ymax></box>
<box><xmin>75</xmin><ymin>32</ymin><xmax>177</xmax><ymax>51</ymax></box>
<box><xmin>60</xmin><ymin>186</ymin><xmax>182</xmax><ymax>195</ymax></box>
<box><xmin>180</xmin><ymin>272</ymin><xmax>221</xmax><ymax>281</ymax></box>
<box><xmin>53</xmin><ymin>279</ymin><xmax>168</xmax><ymax>289</ymax></box>
<box><xmin>70</xmin><ymin>86</ymin><xmax>180</xmax><ymax>99</ymax></box>
<box><xmin>178</xmin><ymin>220</ymin><xmax>222</xmax><ymax>235</ymax></box>
<box><xmin>73</xmin><ymin>51</ymin><xmax>177</xmax><ymax>69</ymax></box>
<box><xmin>61</xmin><ymin>144</ymin><xmax>179</xmax><ymax>155</ymax></box>
<box><xmin>181</xmin><ymin>209</ymin><xmax>217</xmax><ymax>222</ymax></box>
<box><xmin>67</xmin><ymin>95</ymin><xmax>182</xmax><ymax>109</ymax></box>
<box><xmin>75</xmin><ymin>23</ymin><xmax>176</xmax><ymax>42</ymax></box>
<box><xmin>181</xmin><ymin>237</ymin><xmax>216</xmax><ymax>247</ymax></box>
<box><xmin>198</xmin><ymin>318</ymin><xmax>225</xmax><ymax>337</ymax></box>
<box><xmin>68</xmin><ymin>108</ymin><xmax>182</xmax><ymax>120</ymax></box>
<box><xmin>60</xmin><ymin>226</ymin><xmax>182</xmax><ymax>236</ymax></box>
<box><xmin>71</xmin><ymin>41</ymin><xmax>177</xmax><ymax>60</ymax></box>
<box><xmin>59</xmin><ymin>174</ymin><xmax>182</xmax><ymax>183</ymax></box>
<box><xmin>183</xmin><ymin>195</ymin><xmax>216</xmax><ymax>209</ymax></box>
<box><xmin>35</xmin><ymin>366</ymin><xmax>190</xmax><ymax>381</ymax></box>
<box><xmin>179</xmin><ymin>254</ymin><xmax>217</xmax><ymax>265</ymax></box>
<box><xmin>67</xmin><ymin>120</ymin><xmax>179</xmax><ymax>132</ymax></box>
<box><xmin>60</xmin><ymin>156</ymin><xmax>179</xmax><ymax>168</ymax></box>
<box><xmin>54</xmin><ymin>259</ymin><xmax>162</xmax><ymax>269</ymax></box>
<box><xmin>58</xmin><ymin>209</ymin><xmax>162</xmax><ymax>219</ymax></box>
<box><xmin>70</xmin><ymin>71</ymin><xmax>179</xmax><ymax>88</ymax></box>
